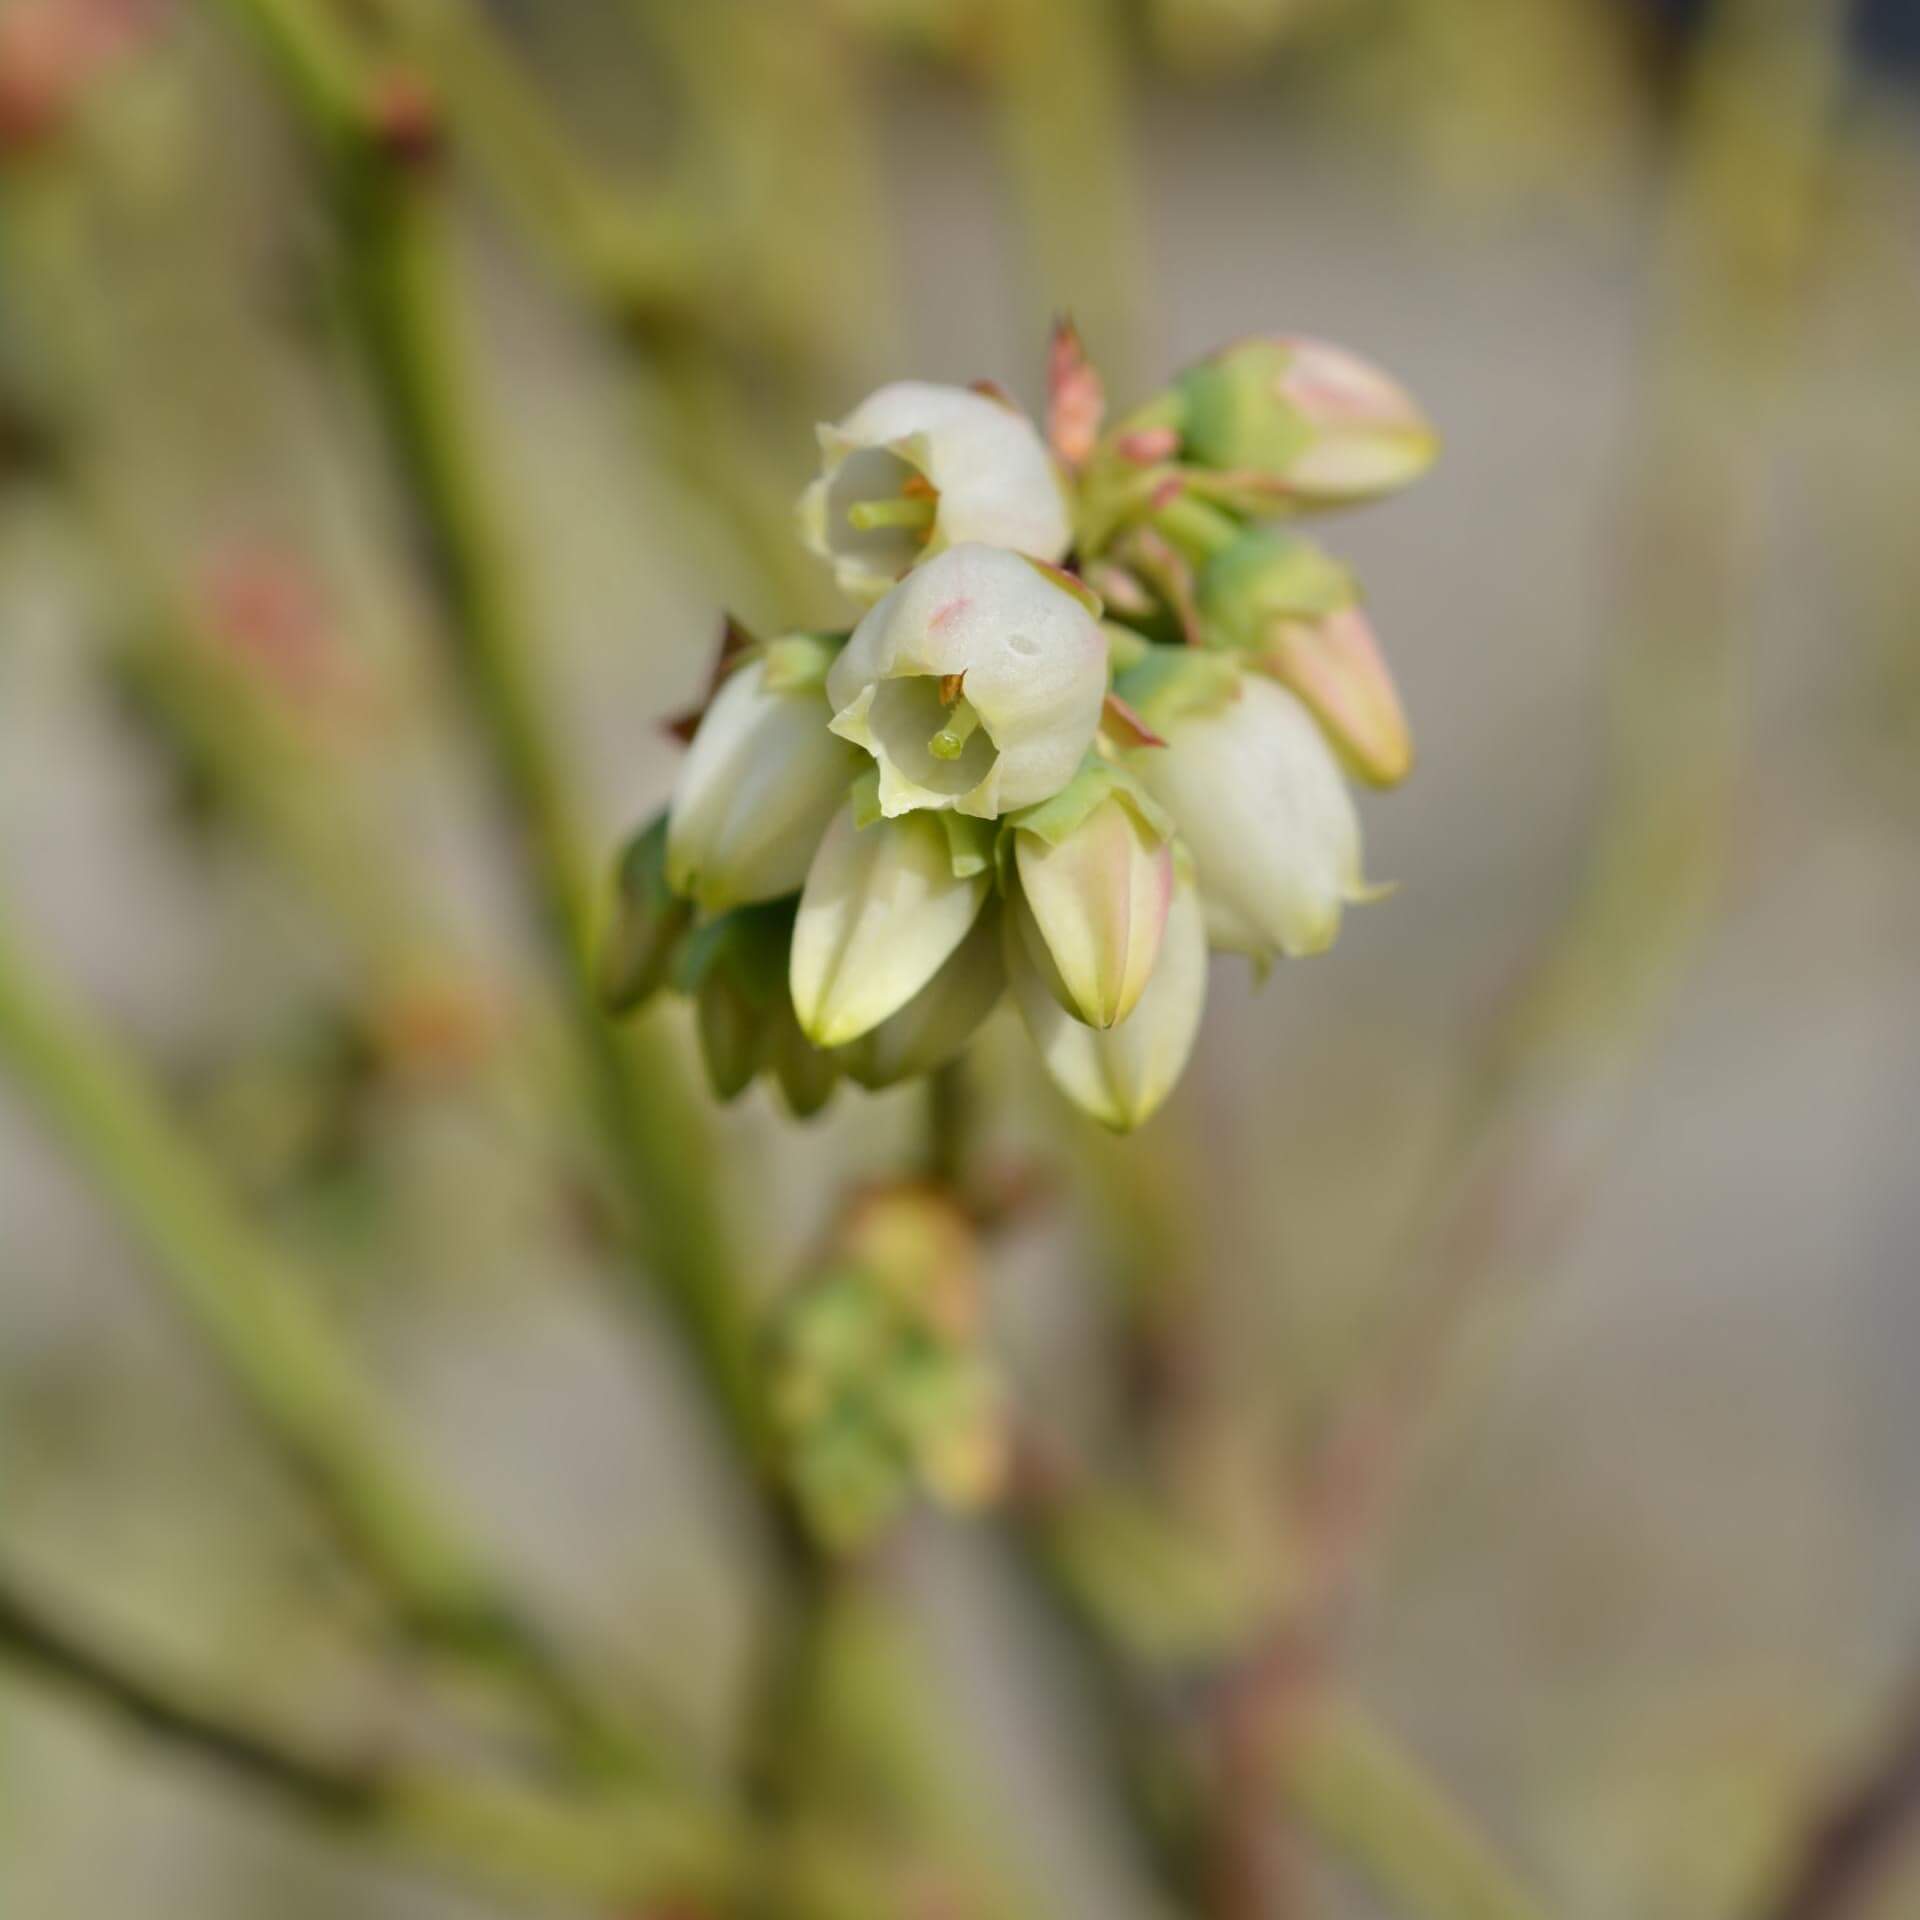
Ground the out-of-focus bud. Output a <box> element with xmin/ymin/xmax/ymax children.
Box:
<box><xmin>825</xmin><ymin>543</ymin><xmax>1108</xmax><ymax>820</ymax></box>
<box><xmin>675</xmin><ymin>901</ymin><xmax>795</xmax><ymax>1104</ymax></box>
<box><xmin>665</xmin><ymin>647</ymin><xmax>857</xmax><ymax>914</ymax></box>
<box><xmin>798</xmin><ymin>381</ymin><xmax>1072</xmax><ymax>603</ymax></box>
<box><xmin>600</xmin><ymin>813</ymin><xmax>692</xmax><ymax>1014</ymax></box>
<box><xmin>1007</xmin><ymin>762</ymin><xmax>1173</xmax><ymax>1030</ymax></box>
<box><xmin>1199</xmin><ymin>527</ymin><xmax>1413</xmax><ymax>788</ymax></box>
<box><xmin>1122</xmin><ymin>655</ymin><xmax>1376</xmax><ymax>964</ymax></box>
<box><xmin>1175</xmin><ymin>337</ymin><xmax>1437</xmax><ymax>508</ymax></box>
<box><xmin>765</xmin><ymin>998</ymin><xmax>841</xmax><ymax>1120</ymax></box>
<box><xmin>790</xmin><ymin>787</ymin><xmax>992</xmax><ymax>1049</ymax></box>
<box><xmin>769</xmin><ymin>1187</ymin><xmax>1006</xmax><ymax>1550</ymax></box>
<box><xmin>1007</xmin><ymin>859</ymin><xmax>1208</xmax><ymax>1133</ymax></box>
<box><xmin>835</xmin><ymin>904</ymin><xmax>1005</xmax><ymax>1091</ymax></box>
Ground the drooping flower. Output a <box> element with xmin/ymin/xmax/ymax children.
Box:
<box><xmin>1008</xmin><ymin>859</ymin><xmax>1208</xmax><ymax>1132</ymax></box>
<box><xmin>835</xmin><ymin>905</ymin><xmax>1006</xmax><ymax>1091</ymax></box>
<box><xmin>790</xmin><ymin>786</ymin><xmax>994</xmax><ymax>1049</ymax></box>
<box><xmin>666</xmin><ymin>647</ymin><xmax>859</xmax><ymax>914</ymax></box>
<box><xmin>1122</xmin><ymin>653</ymin><xmax>1375</xmax><ymax>964</ymax></box>
<box><xmin>798</xmin><ymin>381</ymin><xmax>1072</xmax><ymax>602</ymax></box>
<box><xmin>825</xmin><ymin>543</ymin><xmax>1109</xmax><ymax>820</ymax></box>
<box><xmin>1175</xmin><ymin>336</ymin><xmax>1437</xmax><ymax>509</ymax></box>
<box><xmin>1199</xmin><ymin>527</ymin><xmax>1412</xmax><ymax>788</ymax></box>
<box><xmin>1006</xmin><ymin>762</ymin><xmax>1174</xmax><ymax>1030</ymax></box>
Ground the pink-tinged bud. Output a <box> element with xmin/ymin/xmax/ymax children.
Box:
<box><xmin>1198</xmin><ymin>527</ymin><xmax>1412</xmax><ymax>787</ymax></box>
<box><xmin>790</xmin><ymin>795</ymin><xmax>992</xmax><ymax>1048</ymax></box>
<box><xmin>1008</xmin><ymin>764</ymin><xmax>1174</xmax><ymax>1030</ymax></box>
<box><xmin>1007</xmin><ymin>861</ymin><xmax>1208</xmax><ymax>1134</ymax></box>
<box><xmin>1047</xmin><ymin>317</ymin><xmax>1106</xmax><ymax>470</ymax></box>
<box><xmin>1176</xmin><ymin>337</ymin><xmax>1436</xmax><ymax>508</ymax></box>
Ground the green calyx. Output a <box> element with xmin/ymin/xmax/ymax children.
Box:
<box><xmin>847</xmin><ymin>770</ymin><xmax>996</xmax><ymax>878</ymax></box>
<box><xmin>1176</xmin><ymin>339</ymin><xmax>1314</xmax><ymax>476</ymax></box>
<box><xmin>1199</xmin><ymin>526</ymin><xmax>1356</xmax><ymax>653</ymax></box>
<box><xmin>1004</xmin><ymin>757</ymin><xmax>1172</xmax><ymax>853</ymax></box>
<box><xmin>1111</xmin><ymin>643</ymin><xmax>1243</xmax><ymax>735</ymax></box>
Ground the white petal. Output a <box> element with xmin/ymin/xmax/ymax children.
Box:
<box><xmin>667</xmin><ymin>660</ymin><xmax>856</xmax><ymax>913</ymax></box>
<box><xmin>1009</xmin><ymin>872</ymin><xmax>1208</xmax><ymax>1132</ymax></box>
<box><xmin>790</xmin><ymin>804</ymin><xmax>989</xmax><ymax>1048</ymax></box>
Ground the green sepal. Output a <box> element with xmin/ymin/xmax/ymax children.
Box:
<box><xmin>1199</xmin><ymin>526</ymin><xmax>1355</xmax><ymax>654</ymax></box>
<box><xmin>848</xmin><ymin>769</ymin><xmax>994</xmax><ymax>880</ymax></box>
<box><xmin>1111</xmin><ymin>644</ymin><xmax>1243</xmax><ymax>734</ymax></box>
<box><xmin>600</xmin><ymin>812</ymin><xmax>692</xmax><ymax>1015</ymax></box>
<box><xmin>1176</xmin><ymin>340</ymin><xmax>1313</xmax><ymax>476</ymax></box>
<box><xmin>759</xmin><ymin>630</ymin><xmax>848</xmax><ymax>695</ymax></box>
<box><xmin>1005</xmin><ymin>756</ymin><xmax>1172</xmax><ymax>851</ymax></box>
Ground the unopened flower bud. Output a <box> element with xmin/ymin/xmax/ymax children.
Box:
<box><xmin>666</xmin><ymin>649</ymin><xmax>858</xmax><ymax>914</ymax></box>
<box><xmin>825</xmin><ymin>543</ymin><xmax>1108</xmax><ymax>820</ymax></box>
<box><xmin>1123</xmin><ymin>657</ymin><xmax>1376</xmax><ymax>963</ymax></box>
<box><xmin>790</xmin><ymin>789</ymin><xmax>993</xmax><ymax>1049</ymax></box>
<box><xmin>1176</xmin><ymin>337</ymin><xmax>1436</xmax><ymax>508</ymax></box>
<box><xmin>1200</xmin><ymin>528</ymin><xmax>1412</xmax><ymax>787</ymax></box>
<box><xmin>799</xmin><ymin>380</ymin><xmax>1072</xmax><ymax>603</ymax></box>
<box><xmin>1008</xmin><ymin>861</ymin><xmax>1208</xmax><ymax>1133</ymax></box>
<box><xmin>835</xmin><ymin>905</ymin><xmax>1005</xmax><ymax>1091</ymax></box>
<box><xmin>675</xmin><ymin>902</ymin><xmax>794</xmax><ymax>1104</ymax></box>
<box><xmin>1008</xmin><ymin>763</ymin><xmax>1173</xmax><ymax>1029</ymax></box>
<box><xmin>599</xmin><ymin>813</ymin><xmax>691</xmax><ymax>1014</ymax></box>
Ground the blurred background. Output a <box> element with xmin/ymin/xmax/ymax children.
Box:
<box><xmin>2</xmin><ymin>1</ymin><xmax>1918</xmax><ymax>1917</ymax></box>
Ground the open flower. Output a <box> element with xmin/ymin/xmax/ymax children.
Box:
<box><xmin>1007</xmin><ymin>763</ymin><xmax>1173</xmax><ymax>1030</ymax></box>
<box><xmin>826</xmin><ymin>543</ymin><xmax>1109</xmax><ymax>820</ymax></box>
<box><xmin>1124</xmin><ymin>659</ymin><xmax>1374</xmax><ymax>964</ymax></box>
<box><xmin>1008</xmin><ymin>860</ymin><xmax>1208</xmax><ymax>1133</ymax></box>
<box><xmin>790</xmin><ymin>789</ymin><xmax>993</xmax><ymax>1048</ymax></box>
<box><xmin>799</xmin><ymin>381</ymin><xmax>1072</xmax><ymax>602</ymax></box>
<box><xmin>666</xmin><ymin>652</ymin><xmax>859</xmax><ymax>915</ymax></box>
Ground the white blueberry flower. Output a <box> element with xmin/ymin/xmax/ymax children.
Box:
<box><xmin>789</xmin><ymin>790</ymin><xmax>993</xmax><ymax>1049</ymax></box>
<box><xmin>825</xmin><ymin>543</ymin><xmax>1108</xmax><ymax>821</ymax></box>
<box><xmin>1008</xmin><ymin>763</ymin><xmax>1173</xmax><ymax>1030</ymax></box>
<box><xmin>835</xmin><ymin>906</ymin><xmax>1005</xmax><ymax>1091</ymax></box>
<box><xmin>1008</xmin><ymin>861</ymin><xmax>1208</xmax><ymax>1133</ymax></box>
<box><xmin>799</xmin><ymin>381</ymin><xmax>1072</xmax><ymax>603</ymax></box>
<box><xmin>1125</xmin><ymin>661</ymin><xmax>1375</xmax><ymax>964</ymax></box>
<box><xmin>666</xmin><ymin>652</ymin><xmax>858</xmax><ymax>914</ymax></box>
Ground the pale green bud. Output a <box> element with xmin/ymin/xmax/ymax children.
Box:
<box><xmin>1176</xmin><ymin>336</ymin><xmax>1437</xmax><ymax>508</ymax></box>
<box><xmin>790</xmin><ymin>791</ymin><xmax>992</xmax><ymax>1048</ymax></box>
<box><xmin>1125</xmin><ymin>664</ymin><xmax>1375</xmax><ymax>964</ymax></box>
<box><xmin>1200</xmin><ymin>528</ymin><xmax>1413</xmax><ymax>788</ymax></box>
<box><xmin>825</xmin><ymin>543</ymin><xmax>1109</xmax><ymax>820</ymax></box>
<box><xmin>798</xmin><ymin>380</ymin><xmax>1072</xmax><ymax>603</ymax></box>
<box><xmin>1008</xmin><ymin>763</ymin><xmax>1174</xmax><ymax>1030</ymax></box>
<box><xmin>599</xmin><ymin>813</ymin><xmax>690</xmax><ymax>1015</ymax></box>
<box><xmin>665</xmin><ymin>653</ymin><xmax>858</xmax><ymax>915</ymax></box>
<box><xmin>835</xmin><ymin>904</ymin><xmax>1005</xmax><ymax>1091</ymax></box>
<box><xmin>1007</xmin><ymin>861</ymin><xmax>1208</xmax><ymax>1133</ymax></box>
<box><xmin>675</xmin><ymin>901</ymin><xmax>793</xmax><ymax>1104</ymax></box>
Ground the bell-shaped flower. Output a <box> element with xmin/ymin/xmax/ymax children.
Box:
<box><xmin>1008</xmin><ymin>860</ymin><xmax>1208</xmax><ymax>1133</ymax></box>
<box><xmin>666</xmin><ymin>647</ymin><xmax>858</xmax><ymax>914</ymax></box>
<box><xmin>798</xmin><ymin>381</ymin><xmax>1072</xmax><ymax>602</ymax></box>
<box><xmin>825</xmin><ymin>543</ymin><xmax>1109</xmax><ymax>820</ymax></box>
<box><xmin>1123</xmin><ymin>655</ymin><xmax>1375</xmax><ymax>964</ymax></box>
<box><xmin>1007</xmin><ymin>762</ymin><xmax>1174</xmax><ymax>1030</ymax></box>
<box><xmin>835</xmin><ymin>905</ymin><xmax>1005</xmax><ymax>1091</ymax></box>
<box><xmin>1200</xmin><ymin>528</ymin><xmax>1412</xmax><ymax>788</ymax></box>
<box><xmin>790</xmin><ymin>783</ymin><xmax>994</xmax><ymax>1049</ymax></box>
<box><xmin>1176</xmin><ymin>336</ymin><xmax>1436</xmax><ymax>509</ymax></box>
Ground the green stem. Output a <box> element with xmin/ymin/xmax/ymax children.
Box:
<box><xmin>0</xmin><ymin>1560</ymin><xmax>738</xmax><ymax>1906</ymax></box>
<box><xmin>212</xmin><ymin>0</ymin><xmax>766</xmax><ymax>1460</ymax></box>
<box><xmin>0</xmin><ymin>923</ymin><xmax>665</xmax><ymax>1781</ymax></box>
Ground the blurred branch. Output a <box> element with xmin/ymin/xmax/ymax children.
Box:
<box><xmin>0</xmin><ymin>1558</ymin><xmax>739</xmax><ymax>1907</ymax></box>
<box><xmin>0</xmin><ymin>922</ymin><xmax>673</xmax><ymax>1783</ymax></box>
<box><xmin>1758</xmin><ymin>1659</ymin><xmax>1920</xmax><ymax>1920</ymax></box>
<box><xmin>209</xmin><ymin>0</ymin><xmax>770</xmax><ymax>1461</ymax></box>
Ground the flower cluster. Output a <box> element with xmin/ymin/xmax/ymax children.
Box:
<box><xmin>605</xmin><ymin>328</ymin><xmax>1434</xmax><ymax>1131</ymax></box>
